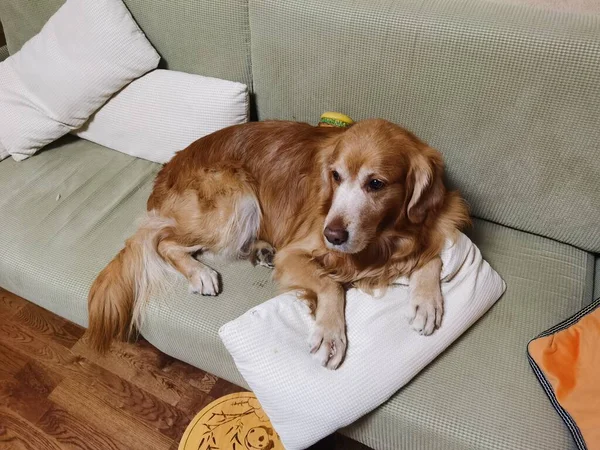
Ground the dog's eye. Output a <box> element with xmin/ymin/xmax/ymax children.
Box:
<box><xmin>332</xmin><ymin>171</ymin><xmax>341</xmax><ymax>182</ymax></box>
<box><xmin>368</xmin><ymin>179</ymin><xmax>385</xmax><ymax>191</ymax></box>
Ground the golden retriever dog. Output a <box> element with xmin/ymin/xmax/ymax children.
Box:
<box><xmin>87</xmin><ymin>119</ymin><xmax>469</xmax><ymax>369</ymax></box>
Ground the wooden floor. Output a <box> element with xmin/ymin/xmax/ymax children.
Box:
<box><xmin>0</xmin><ymin>288</ymin><xmax>370</xmax><ymax>450</ymax></box>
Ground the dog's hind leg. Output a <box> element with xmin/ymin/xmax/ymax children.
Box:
<box><xmin>156</xmin><ymin>167</ymin><xmax>262</xmax><ymax>292</ymax></box>
<box><xmin>158</xmin><ymin>239</ymin><xmax>220</xmax><ymax>295</ymax></box>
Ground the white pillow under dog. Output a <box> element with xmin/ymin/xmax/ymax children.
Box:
<box><xmin>219</xmin><ymin>233</ymin><xmax>506</xmax><ymax>449</ymax></box>
<box><xmin>0</xmin><ymin>0</ymin><xmax>160</xmax><ymax>162</ymax></box>
<box><xmin>74</xmin><ymin>70</ymin><xmax>249</xmax><ymax>164</ymax></box>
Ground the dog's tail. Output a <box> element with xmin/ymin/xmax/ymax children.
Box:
<box><xmin>87</xmin><ymin>213</ymin><xmax>175</xmax><ymax>352</ymax></box>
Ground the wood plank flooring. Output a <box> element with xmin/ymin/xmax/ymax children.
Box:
<box><xmin>0</xmin><ymin>288</ymin><xmax>371</xmax><ymax>450</ymax></box>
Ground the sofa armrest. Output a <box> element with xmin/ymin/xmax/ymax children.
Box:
<box><xmin>0</xmin><ymin>45</ymin><xmax>8</xmax><ymax>62</ymax></box>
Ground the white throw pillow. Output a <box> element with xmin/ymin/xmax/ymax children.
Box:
<box><xmin>0</xmin><ymin>0</ymin><xmax>160</xmax><ymax>162</ymax></box>
<box><xmin>75</xmin><ymin>70</ymin><xmax>249</xmax><ymax>164</ymax></box>
<box><xmin>219</xmin><ymin>233</ymin><xmax>506</xmax><ymax>450</ymax></box>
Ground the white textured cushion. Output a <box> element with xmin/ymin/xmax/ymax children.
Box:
<box><xmin>75</xmin><ymin>70</ymin><xmax>249</xmax><ymax>164</ymax></box>
<box><xmin>0</xmin><ymin>0</ymin><xmax>160</xmax><ymax>161</ymax></box>
<box><xmin>219</xmin><ymin>233</ymin><xmax>506</xmax><ymax>449</ymax></box>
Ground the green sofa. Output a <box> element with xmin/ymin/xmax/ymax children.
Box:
<box><xmin>1</xmin><ymin>1</ymin><xmax>598</xmax><ymax>449</ymax></box>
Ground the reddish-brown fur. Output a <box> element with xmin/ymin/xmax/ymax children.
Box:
<box><xmin>88</xmin><ymin>119</ymin><xmax>469</xmax><ymax>363</ymax></box>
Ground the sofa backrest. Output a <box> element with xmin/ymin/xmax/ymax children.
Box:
<box><xmin>2</xmin><ymin>0</ymin><xmax>599</xmax><ymax>252</ymax></box>
<box><xmin>249</xmin><ymin>0</ymin><xmax>600</xmax><ymax>253</ymax></box>
<box><xmin>0</xmin><ymin>0</ymin><xmax>252</xmax><ymax>87</ymax></box>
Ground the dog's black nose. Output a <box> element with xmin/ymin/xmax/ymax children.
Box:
<box><xmin>324</xmin><ymin>226</ymin><xmax>349</xmax><ymax>245</ymax></box>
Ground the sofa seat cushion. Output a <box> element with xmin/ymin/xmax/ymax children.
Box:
<box><xmin>0</xmin><ymin>138</ymin><xmax>594</xmax><ymax>449</ymax></box>
<box><xmin>0</xmin><ymin>136</ymin><xmax>157</xmax><ymax>324</ymax></box>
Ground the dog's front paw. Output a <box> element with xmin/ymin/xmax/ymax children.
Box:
<box><xmin>407</xmin><ymin>290</ymin><xmax>443</xmax><ymax>336</ymax></box>
<box><xmin>308</xmin><ymin>320</ymin><xmax>347</xmax><ymax>370</ymax></box>
<box><xmin>189</xmin><ymin>266</ymin><xmax>220</xmax><ymax>296</ymax></box>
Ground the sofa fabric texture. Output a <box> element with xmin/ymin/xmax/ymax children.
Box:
<box><xmin>483</xmin><ymin>0</ymin><xmax>600</xmax><ymax>13</ymax></box>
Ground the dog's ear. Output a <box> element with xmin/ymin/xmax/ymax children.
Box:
<box><xmin>317</xmin><ymin>133</ymin><xmax>343</xmax><ymax>213</ymax></box>
<box><xmin>318</xmin><ymin>130</ymin><xmax>346</xmax><ymax>186</ymax></box>
<box><xmin>405</xmin><ymin>147</ymin><xmax>446</xmax><ymax>223</ymax></box>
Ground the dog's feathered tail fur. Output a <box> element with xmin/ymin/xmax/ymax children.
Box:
<box><xmin>87</xmin><ymin>213</ymin><xmax>175</xmax><ymax>352</ymax></box>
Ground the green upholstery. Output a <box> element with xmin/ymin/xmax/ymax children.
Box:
<box><xmin>119</xmin><ymin>0</ymin><xmax>252</xmax><ymax>86</ymax></box>
<box><xmin>0</xmin><ymin>45</ymin><xmax>8</xmax><ymax>62</ymax></box>
<box><xmin>0</xmin><ymin>137</ymin><xmax>158</xmax><ymax>325</ymax></box>
<box><xmin>0</xmin><ymin>0</ymin><xmax>252</xmax><ymax>86</ymax></box>
<box><xmin>249</xmin><ymin>0</ymin><xmax>600</xmax><ymax>252</ymax></box>
<box><xmin>485</xmin><ymin>0</ymin><xmax>600</xmax><ymax>14</ymax></box>
<box><xmin>0</xmin><ymin>140</ymin><xmax>594</xmax><ymax>449</ymax></box>
<box><xmin>0</xmin><ymin>1</ymin><xmax>61</xmax><ymax>54</ymax></box>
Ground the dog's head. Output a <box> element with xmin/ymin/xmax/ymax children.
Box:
<box><xmin>321</xmin><ymin>119</ymin><xmax>446</xmax><ymax>254</ymax></box>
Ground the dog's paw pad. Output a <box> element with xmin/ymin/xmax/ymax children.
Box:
<box><xmin>254</xmin><ymin>245</ymin><xmax>275</xmax><ymax>269</ymax></box>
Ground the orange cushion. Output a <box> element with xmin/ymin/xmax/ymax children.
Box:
<box><xmin>528</xmin><ymin>298</ymin><xmax>600</xmax><ymax>450</ymax></box>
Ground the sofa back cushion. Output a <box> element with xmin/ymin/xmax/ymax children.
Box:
<box><xmin>249</xmin><ymin>0</ymin><xmax>600</xmax><ymax>252</ymax></box>
<box><xmin>0</xmin><ymin>0</ymin><xmax>252</xmax><ymax>87</ymax></box>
